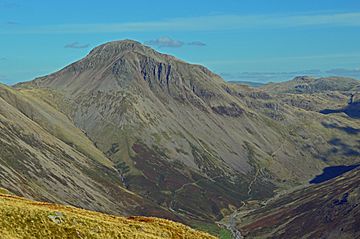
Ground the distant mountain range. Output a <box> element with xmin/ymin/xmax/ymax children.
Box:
<box><xmin>221</xmin><ymin>70</ymin><xmax>360</xmax><ymax>85</ymax></box>
<box><xmin>261</xmin><ymin>76</ymin><xmax>360</xmax><ymax>93</ymax></box>
<box><xmin>227</xmin><ymin>81</ymin><xmax>265</xmax><ymax>88</ymax></box>
<box><xmin>1</xmin><ymin>40</ymin><xmax>359</xmax><ymax>238</ymax></box>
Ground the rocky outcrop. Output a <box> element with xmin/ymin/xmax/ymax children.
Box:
<box><xmin>211</xmin><ymin>103</ymin><xmax>244</xmax><ymax>117</ymax></box>
<box><xmin>349</xmin><ymin>92</ymin><xmax>360</xmax><ymax>104</ymax></box>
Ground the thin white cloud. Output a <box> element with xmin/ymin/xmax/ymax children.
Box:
<box><xmin>6</xmin><ymin>21</ymin><xmax>18</xmax><ymax>25</ymax></box>
<box><xmin>204</xmin><ymin>53</ymin><xmax>360</xmax><ymax>66</ymax></box>
<box><xmin>64</xmin><ymin>42</ymin><xmax>90</xmax><ymax>49</ymax></box>
<box><xmin>145</xmin><ymin>37</ymin><xmax>184</xmax><ymax>48</ymax></box>
<box><xmin>2</xmin><ymin>12</ymin><xmax>360</xmax><ymax>34</ymax></box>
<box><xmin>326</xmin><ymin>68</ymin><xmax>360</xmax><ymax>77</ymax></box>
<box><xmin>145</xmin><ymin>37</ymin><xmax>206</xmax><ymax>48</ymax></box>
<box><xmin>0</xmin><ymin>0</ymin><xmax>18</xmax><ymax>8</ymax></box>
<box><xmin>188</xmin><ymin>41</ymin><xmax>206</xmax><ymax>46</ymax></box>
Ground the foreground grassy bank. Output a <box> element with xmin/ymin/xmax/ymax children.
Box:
<box><xmin>0</xmin><ymin>193</ymin><xmax>215</xmax><ymax>239</ymax></box>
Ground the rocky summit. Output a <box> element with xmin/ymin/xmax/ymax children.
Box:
<box><xmin>1</xmin><ymin>40</ymin><xmax>360</xmax><ymax>238</ymax></box>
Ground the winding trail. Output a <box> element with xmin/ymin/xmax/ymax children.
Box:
<box><xmin>169</xmin><ymin>175</ymin><xmax>223</xmax><ymax>212</ymax></box>
<box><xmin>247</xmin><ymin>168</ymin><xmax>260</xmax><ymax>196</ymax></box>
<box><xmin>222</xmin><ymin>136</ymin><xmax>290</xmax><ymax>238</ymax></box>
<box><xmin>247</xmin><ymin>132</ymin><xmax>289</xmax><ymax>197</ymax></box>
<box><xmin>271</xmin><ymin>139</ymin><xmax>287</xmax><ymax>157</ymax></box>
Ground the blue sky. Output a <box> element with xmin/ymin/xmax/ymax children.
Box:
<box><xmin>1</xmin><ymin>0</ymin><xmax>360</xmax><ymax>84</ymax></box>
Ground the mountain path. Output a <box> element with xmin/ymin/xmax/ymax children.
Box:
<box><xmin>247</xmin><ymin>168</ymin><xmax>260</xmax><ymax>196</ymax></box>
<box><xmin>169</xmin><ymin>175</ymin><xmax>223</xmax><ymax>210</ymax></box>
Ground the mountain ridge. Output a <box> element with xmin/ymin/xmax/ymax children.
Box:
<box><xmin>261</xmin><ymin>76</ymin><xmax>360</xmax><ymax>94</ymax></box>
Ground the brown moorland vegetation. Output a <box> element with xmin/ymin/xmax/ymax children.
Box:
<box><xmin>0</xmin><ymin>193</ymin><xmax>216</xmax><ymax>239</ymax></box>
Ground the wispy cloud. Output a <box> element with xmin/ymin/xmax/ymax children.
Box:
<box><xmin>188</xmin><ymin>41</ymin><xmax>206</xmax><ymax>47</ymax></box>
<box><xmin>3</xmin><ymin>12</ymin><xmax>360</xmax><ymax>34</ymax></box>
<box><xmin>326</xmin><ymin>68</ymin><xmax>360</xmax><ymax>77</ymax></box>
<box><xmin>145</xmin><ymin>37</ymin><xmax>206</xmax><ymax>48</ymax></box>
<box><xmin>0</xmin><ymin>74</ymin><xmax>7</xmax><ymax>81</ymax></box>
<box><xmin>205</xmin><ymin>53</ymin><xmax>360</xmax><ymax>66</ymax></box>
<box><xmin>64</xmin><ymin>42</ymin><xmax>90</xmax><ymax>49</ymax></box>
<box><xmin>6</xmin><ymin>21</ymin><xmax>19</xmax><ymax>25</ymax></box>
<box><xmin>145</xmin><ymin>37</ymin><xmax>184</xmax><ymax>48</ymax></box>
<box><xmin>0</xmin><ymin>0</ymin><xmax>18</xmax><ymax>8</ymax></box>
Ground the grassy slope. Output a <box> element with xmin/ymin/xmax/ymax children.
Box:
<box><xmin>0</xmin><ymin>85</ymin><xmax>113</xmax><ymax>168</ymax></box>
<box><xmin>0</xmin><ymin>83</ymin><xmax>182</xmax><ymax>221</ymax></box>
<box><xmin>0</xmin><ymin>193</ymin><xmax>215</xmax><ymax>239</ymax></box>
<box><xmin>0</xmin><ymin>83</ymin><xmax>229</xmax><ymax>236</ymax></box>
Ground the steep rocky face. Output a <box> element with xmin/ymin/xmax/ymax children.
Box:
<box><xmin>12</xmin><ymin>40</ymin><xmax>360</xmax><ymax>224</ymax></box>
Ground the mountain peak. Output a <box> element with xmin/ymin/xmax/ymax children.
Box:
<box><xmin>21</xmin><ymin>39</ymin><xmax>224</xmax><ymax>99</ymax></box>
<box><xmin>84</xmin><ymin>39</ymin><xmax>184</xmax><ymax>66</ymax></box>
<box><xmin>292</xmin><ymin>76</ymin><xmax>315</xmax><ymax>83</ymax></box>
<box><xmin>87</xmin><ymin>39</ymin><xmax>150</xmax><ymax>58</ymax></box>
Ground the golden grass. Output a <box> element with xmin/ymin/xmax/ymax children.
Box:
<box><xmin>0</xmin><ymin>194</ymin><xmax>216</xmax><ymax>239</ymax></box>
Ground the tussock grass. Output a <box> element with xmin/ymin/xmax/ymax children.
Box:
<box><xmin>0</xmin><ymin>194</ymin><xmax>216</xmax><ymax>239</ymax></box>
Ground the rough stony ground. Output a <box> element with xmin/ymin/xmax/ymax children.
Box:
<box><xmin>0</xmin><ymin>193</ymin><xmax>216</xmax><ymax>239</ymax></box>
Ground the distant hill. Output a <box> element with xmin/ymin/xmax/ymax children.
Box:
<box><xmin>261</xmin><ymin>76</ymin><xmax>360</xmax><ymax>94</ymax></box>
<box><xmin>228</xmin><ymin>80</ymin><xmax>265</xmax><ymax>88</ymax></box>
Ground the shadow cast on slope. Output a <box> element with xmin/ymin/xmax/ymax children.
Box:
<box><xmin>320</xmin><ymin>102</ymin><xmax>360</xmax><ymax>119</ymax></box>
<box><xmin>328</xmin><ymin>138</ymin><xmax>360</xmax><ymax>157</ymax></box>
<box><xmin>321</xmin><ymin>122</ymin><xmax>360</xmax><ymax>135</ymax></box>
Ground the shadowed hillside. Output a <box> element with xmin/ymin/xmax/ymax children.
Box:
<box><xmin>236</xmin><ymin>168</ymin><xmax>360</xmax><ymax>239</ymax></box>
